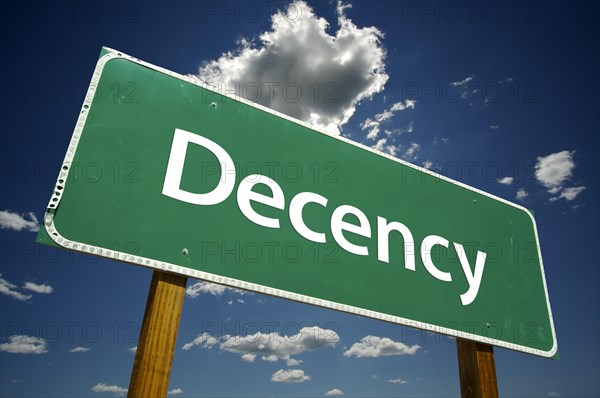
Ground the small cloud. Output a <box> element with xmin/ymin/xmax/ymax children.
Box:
<box><xmin>325</xmin><ymin>388</ymin><xmax>345</xmax><ymax>396</ymax></box>
<box><xmin>168</xmin><ymin>388</ymin><xmax>183</xmax><ymax>395</ymax></box>
<box><xmin>271</xmin><ymin>369</ymin><xmax>310</xmax><ymax>383</ymax></box>
<box><xmin>497</xmin><ymin>176</ymin><xmax>514</xmax><ymax>185</ymax></box>
<box><xmin>11</xmin><ymin>380</ymin><xmax>22</xmax><ymax>383</ymax></box>
<box><xmin>535</xmin><ymin>150</ymin><xmax>575</xmax><ymax>193</ymax></box>
<box><xmin>181</xmin><ymin>332</ymin><xmax>219</xmax><ymax>351</ymax></box>
<box><xmin>91</xmin><ymin>383</ymin><xmax>128</xmax><ymax>395</ymax></box>
<box><xmin>404</xmin><ymin>143</ymin><xmax>420</xmax><ymax>160</ymax></box>
<box><xmin>498</xmin><ymin>77</ymin><xmax>513</xmax><ymax>84</ymax></box>
<box><xmin>0</xmin><ymin>335</ymin><xmax>48</xmax><ymax>354</ymax></box>
<box><xmin>389</xmin><ymin>378</ymin><xmax>408</xmax><ymax>384</ymax></box>
<box><xmin>489</xmin><ymin>125</ymin><xmax>500</xmax><ymax>130</ymax></box>
<box><xmin>450</xmin><ymin>74</ymin><xmax>474</xmax><ymax>87</ymax></box>
<box><xmin>372</xmin><ymin>137</ymin><xmax>398</xmax><ymax>157</ymax></box>
<box><xmin>0</xmin><ymin>275</ymin><xmax>32</xmax><ymax>301</ymax></box>
<box><xmin>343</xmin><ymin>335</ymin><xmax>420</xmax><ymax>358</ymax></box>
<box><xmin>0</xmin><ymin>210</ymin><xmax>40</xmax><ymax>232</ymax></box>
<box><xmin>23</xmin><ymin>282</ymin><xmax>54</xmax><ymax>294</ymax></box>
<box><xmin>128</xmin><ymin>346</ymin><xmax>137</xmax><ymax>353</ymax></box>
<box><xmin>550</xmin><ymin>186</ymin><xmax>586</xmax><ymax>202</ymax></box>
<box><xmin>70</xmin><ymin>347</ymin><xmax>90</xmax><ymax>353</ymax></box>
<box><xmin>241</xmin><ymin>353</ymin><xmax>257</xmax><ymax>362</ymax></box>
<box><xmin>516</xmin><ymin>188</ymin><xmax>528</xmax><ymax>201</ymax></box>
<box><xmin>547</xmin><ymin>392</ymin><xmax>560</xmax><ymax>397</ymax></box>
<box><xmin>185</xmin><ymin>281</ymin><xmax>250</xmax><ymax>298</ymax></box>
<box><xmin>422</xmin><ymin>160</ymin><xmax>433</xmax><ymax>170</ymax></box>
<box><xmin>286</xmin><ymin>357</ymin><xmax>303</xmax><ymax>366</ymax></box>
<box><xmin>363</xmin><ymin>100</ymin><xmax>416</xmax><ymax>140</ymax></box>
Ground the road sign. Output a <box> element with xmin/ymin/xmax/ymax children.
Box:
<box><xmin>37</xmin><ymin>47</ymin><xmax>557</xmax><ymax>357</ymax></box>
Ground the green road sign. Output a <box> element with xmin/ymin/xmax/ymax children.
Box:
<box><xmin>38</xmin><ymin>47</ymin><xmax>557</xmax><ymax>357</ymax></box>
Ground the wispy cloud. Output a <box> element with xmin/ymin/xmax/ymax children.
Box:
<box><xmin>271</xmin><ymin>369</ymin><xmax>310</xmax><ymax>383</ymax></box>
<box><xmin>23</xmin><ymin>282</ymin><xmax>54</xmax><ymax>294</ymax></box>
<box><xmin>325</xmin><ymin>388</ymin><xmax>345</xmax><ymax>396</ymax></box>
<box><xmin>450</xmin><ymin>74</ymin><xmax>474</xmax><ymax>87</ymax></box>
<box><xmin>0</xmin><ymin>275</ymin><xmax>32</xmax><ymax>301</ymax></box>
<box><xmin>185</xmin><ymin>281</ymin><xmax>250</xmax><ymax>298</ymax></box>
<box><xmin>182</xmin><ymin>326</ymin><xmax>338</xmax><ymax>365</ymax></box>
<box><xmin>404</xmin><ymin>142</ymin><xmax>421</xmax><ymax>160</ymax></box>
<box><xmin>549</xmin><ymin>186</ymin><xmax>586</xmax><ymax>202</ymax></box>
<box><xmin>70</xmin><ymin>347</ymin><xmax>90</xmax><ymax>353</ymax></box>
<box><xmin>91</xmin><ymin>383</ymin><xmax>127</xmax><ymax>396</ymax></box>
<box><xmin>497</xmin><ymin>176</ymin><xmax>514</xmax><ymax>185</ymax></box>
<box><xmin>343</xmin><ymin>336</ymin><xmax>420</xmax><ymax>358</ymax></box>
<box><xmin>516</xmin><ymin>188</ymin><xmax>528</xmax><ymax>201</ymax></box>
<box><xmin>168</xmin><ymin>388</ymin><xmax>183</xmax><ymax>395</ymax></box>
<box><xmin>181</xmin><ymin>333</ymin><xmax>219</xmax><ymax>351</ymax></box>
<box><xmin>0</xmin><ymin>210</ymin><xmax>39</xmax><ymax>232</ymax></box>
<box><xmin>198</xmin><ymin>0</ymin><xmax>388</xmax><ymax>134</ymax></box>
<box><xmin>362</xmin><ymin>99</ymin><xmax>415</xmax><ymax>140</ymax></box>
<box><xmin>489</xmin><ymin>125</ymin><xmax>500</xmax><ymax>130</ymax></box>
<box><xmin>0</xmin><ymin>335</ymin><xmax>48</xmax><ymax>354</ymax></box>
<box><xmin>389</xmin><ymin>378</ymin><xmax>408</xmax><ymax>384</ymax></box>
<box><xmin>372</xmin><ymin>137</ymin><xmax>398</xmax><ymax>157</ymax></box>
<box><xmin>128</xmin><ymin>346</ymin><xmax>137</xmax><ymax>353</ymax></box>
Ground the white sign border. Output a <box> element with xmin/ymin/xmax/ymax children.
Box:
<box><xmin>42</xmin><ymin>47</ymin><xmax>557</xmax><ymax>358</ymax></box>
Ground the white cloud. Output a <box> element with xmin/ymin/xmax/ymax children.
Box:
<box><xmin>422</xmin><ymin>160</ymin><xmax>433</xmax><ymax>170</ymax></box>
<box><xmin>498</xmin><ymin>77</ymin><xmax>513</xmax><ymax>84</ymax></box>
<box><xmin>372</xmin><ymin>138</ymin><xmax>398</xmax><ymax>157</ymax></box>
<box><xmin>183</xmin><ymin>326</ymin><xmax>338</xmax><ymax>365</ymax></box>
<box><xmin>489</xmin><ymin>125</ymin><xmax>500</xmax><ymax>130</ymax></box>
<box><xmin>535</xmin><ymin>150</ymin><xmax>575</xmax><ymax>193</ymax></box>
<box><xmin>241</xmin><ymin>353</ymin><xmax>257</xmax><ymax>362</ymax></box>
<box><xmin>185</xmin><ymin>281</ymin><xmax>250</xmax><ymax>298</ymax></box>
<box><xmin>198</xmin><ymin>0</ymin><xmax>388</xmax><ymax>135</ymax></box>
<box><xmin>497</xmin><ymin>176</ymin><xmax>514</xmax><ymax>185</ymax></box>
<box><xmin>450</xmin><ymin>74</ymin><xmax>474</xmax><ymax>87</ymax></box>
<box><xmin>23</xmin><ymin>282</ymin><xmax>54</xmax><ymax>294</ymax></box>
<box><xmin>91</xmin><ymin>383</ymin><xmax>128</xmax><ymax>395</ymax></box>
<box><xmin>516</xmin><ymin>188</ymin><xmax>528</xmax><ymax>201</ymax></box>
<box><xmin>181</xmin><ymin>332</ymin><xmax>219</xmax><ymax>351</ymax></box>
<box><xmin>361</xmin><ymin>118</ymin><xmax>380</xmax><ymax>140</ymax></box>
<box><xmin>325</xmin><ymin>388</ymin><xmax>345</xmax><ymax>396</ymax></box>
<box><xmin>0</xmin><ymin>335</ymin><xmax>48</xmax><ymax>354</ymax></box>
<box><xmin>550</xmin><ymin>186</ymin><xmax>586</xmax><ymax>202</ymax></box>
<box><xmin>286</xmin><ymin>357</ymin><xmax>303</xmax><ymax>366</ymax></box>
<box><xmin>389</xmin><ymin>378</ymin><xmax>408</xmax><ymax>384</ymax></box>
<box><xmin>362</xmin><ymin>100</ymin><xmax>415</xmax><ymax>140</ymax></box>
<box><xmin>128</xmin><ymin>346</ymin><xmax>137</xmax><ymax>353</ymax></box>
<box><xmin>0</xmin><ymin>210</ymin><xmax>40</xmax><ymax>232</ymax></box>
<box><xmin>547</xmin><ymin>392</ymin><xmax>560</xmax><ymax>397</ymax></box>
<box><xmin>70</xmin><ymin>346</ymin><xmax>90</xmax><ymax>353</ymax></box>
<box><xmin>343</xmin><ymin>336</ymin><xmax>420</xmax><ymax>358</ymax></box>
<box><xmin>271</xmin><ymin>369</ymin><xmax>310</xmax><ymax>383</ymax></box>
<box><xmin>168</xmin><ymin>388</ymin><xmax>183</xmax><ymax>395</ymax></box>
<box><xmin>404</xmin><ymin>142</ymin><xmax>420</xmax><ymax>160</ymax></box>
<box><xmin>0</xmin><ymin>275</ymin><xmax>32</xmax><ymax>301</ymax></box>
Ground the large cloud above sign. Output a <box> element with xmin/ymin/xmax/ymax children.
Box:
<box><xmin>197</xmin><ymin>0</ymin><xmax>388</xmax><ymax>134</ymax></box>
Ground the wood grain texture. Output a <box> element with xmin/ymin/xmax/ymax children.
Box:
<box><xmin>128</xmin><ymin>271</ymin><xmax>187</xmax><ymax>398</ymax></box>
<box><xmin>457</xmin><ymin>338</ymin><xmax>499</xmax><ymax>398</ymax></box>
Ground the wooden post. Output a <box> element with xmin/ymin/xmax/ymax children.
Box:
<box><xmin>456</xmin><ymin>338</ymin><xmax>499</xmax><ymax>398</ymax></box>
<box><xmin>128</xmin><ymin>271</ymin><xmax>187</xmax><ymax>398</ymax></box>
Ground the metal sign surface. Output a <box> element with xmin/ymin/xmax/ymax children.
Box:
<box><xmin>38</xmin><ymin>48</ymin><xmax>557</xmax><ymax>357</ymax></box>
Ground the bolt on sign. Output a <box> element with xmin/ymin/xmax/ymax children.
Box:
<box><xmin>38</xmin><ymin>47</ymin><xmax>557</xmax><ymax>357</ymax></box>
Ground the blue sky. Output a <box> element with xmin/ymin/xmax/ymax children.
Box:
<box><xmin>0</xmin><ymin>1</ymin><xmax>598</xmax><ymax>397</ymax></box>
